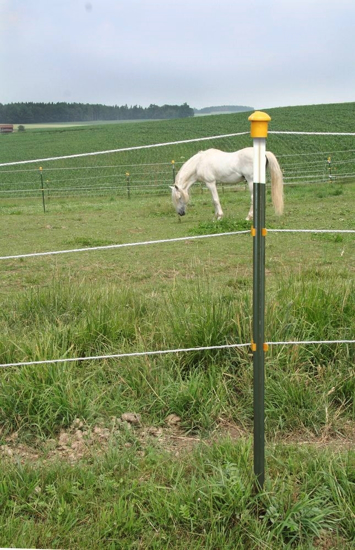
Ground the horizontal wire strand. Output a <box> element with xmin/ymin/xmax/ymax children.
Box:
<box><xmin>0</xmin><ymin>229</ymin><xmax>353</xmax><ymax>262</ymax></box>
<box><xmin>1</xmin><ymin>340</ymin><xmax>354</xmax><ymax>369</ymax></box>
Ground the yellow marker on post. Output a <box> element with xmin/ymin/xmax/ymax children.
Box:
<box><xmin>248</xmin><ymin>111</ymin><xmax>271</xmax><ymax>138</ymax></box>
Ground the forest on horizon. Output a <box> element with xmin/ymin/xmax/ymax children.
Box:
<box><xmin>0</xmin><ymin>101</ymin><xmax>194</xmax><ymax>124</ymax></box>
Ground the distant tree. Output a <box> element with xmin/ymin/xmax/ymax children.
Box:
<box><xmin>179</xmin><ymin>102</ymin><xmax>195</xmax><ymax>118</ymax></box>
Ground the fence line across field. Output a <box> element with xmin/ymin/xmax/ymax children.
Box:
<box><xmin>3</xmin><ymin>165</ymin><xmax>354</xmax><ymax>184</ymax></box>
<box><xmin>284</xmin><ymin>175</ymin><xmax>355</xmax><ymax>184</ymax></box>
<box><xmin>0</xmin><ymin>132</ymin><xmax>250</xmax><ymax>167</ymax></box>
<box><xmin>1</xmin><ymin>146</ymin><xmax>355</xmax><ymax>173</ymax></box>
<box><xmin>0</xmin><ymin>228</ymin><xmax>354</xmax><ymax>262</ymax></box>
<box><xmin>269</xmin><ymin>131</ymin><xmax>355</xmax><ymax>136</ymax></box>
<box><xmin>0</xmin><ymin>182</ymin><xmax>172</xmax><ymax>193</ymax></box>
<box><xmin>1</xmin><ymin>176</ymin><xmax>354</xmax><ymax>197</ymax></box>
<box><xmin>0</xmin><ymin>339</ymin><xmax>354</xmax><ymax>370</ymax></box>
<box><xmin>278</xmin><ymin>148</ymin><xmax>355</xmax><ymax>159</ymax></box>
<box><xmin>1</xmin><ymin>130</ymin><xmax>355</xmax><ymax>169</ymax></box>
<box><xmin>2</xmin><ymin>178</ymin><xmax>355</xmax><ymax>200</ymax></box>
<box><xmin>0</xmin><ymin>161</ymin><xmax>176</xmax><ymax>174</ymax></box>
<box><xmin>267</xmin><ymin>228</ymin><xmax>355</xmax><ymax>233</ymax></box>
<box><xmin>283</xmin><ymin>158</ymin><xmax>355</xmax><ymax>168</ymax></box>
<box><xmin>0</xmin><ymin>231</ymin><xmax>250</xmax><ymax>261</ymax></box>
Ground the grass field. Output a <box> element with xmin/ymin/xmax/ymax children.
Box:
<box><xmin>0</xmin><ymin>104</ymin><xmax>354</xmax><ymax>549</ymax></box>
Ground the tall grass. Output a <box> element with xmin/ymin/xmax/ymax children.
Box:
<box><xmin>0</xmin><ymin>286</ymin><xmax>353</xmax><ymax>545</ymax></box>
<box><xmin>0</xmin><ymin>269</ymin><xmax>353</xmax><ymax>439</ymax></box>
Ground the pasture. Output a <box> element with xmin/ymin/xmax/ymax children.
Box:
<box><xmin>0</xmin><ymin>104</ymin><xmax>354</xmax><ymax>549</ymax></box>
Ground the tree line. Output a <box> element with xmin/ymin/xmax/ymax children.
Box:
<box><xmin>0</xmin><ymin>102</ymin><xmax>194</xmax><ymax>124</ymax></box>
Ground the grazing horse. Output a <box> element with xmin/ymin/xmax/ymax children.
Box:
<box><xmin>171</xmin><ymin>147</ymin><xmax>284</xmax><ymax>220</ymax></box>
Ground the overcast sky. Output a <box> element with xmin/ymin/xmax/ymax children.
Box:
<box><xmin>1</xmin><ymin>0</ymin><xmax>354</xmax><ymax>110</ymax></box>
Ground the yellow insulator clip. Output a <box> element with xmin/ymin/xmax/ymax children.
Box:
<box><xmin>251</xmin><ymin>227</ymin><xmax>267</xmax><ymax>237</ymax></box>
<box><xmin>263</xmin><ymin>343</ymin><xmax>269</xmax><ymax>352</ymax></box>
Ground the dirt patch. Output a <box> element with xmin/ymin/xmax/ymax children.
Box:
<box><xmin>0</xmin><ymin>414</ymin><xmax>202</xmax><ymax>464</ymax></box>
<box><xmin>275</xmin><ymin>420</ymin><xmax>355</xmax><ymax>450</ymax></box>
<box><xmin>1</xmin><ymin>416</ymin><xmax>354</xmax><ymax>465</ymax></box>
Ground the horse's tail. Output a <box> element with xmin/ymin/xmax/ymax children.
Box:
<box><xmin>266</xmin><ymin>151</ymin><xmax>284</xmax><ymax>216</ymax></box>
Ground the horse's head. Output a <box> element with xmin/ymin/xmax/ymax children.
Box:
<box><xmin>171</xmin><ymin>184</ymin><xmax>189</xmax><ymax>216</ymax></box>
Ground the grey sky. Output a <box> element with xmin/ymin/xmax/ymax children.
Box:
<box><xmin>1</xmin><ymin>0</ymin><xmax>354</xmax><ymax>109</ymax></box>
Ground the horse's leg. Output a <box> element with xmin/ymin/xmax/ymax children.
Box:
<box><xmin>246</xmin><ymin>179</ymin><xmax>253</xmax><ymax>221</ymax></box>
<box><xmin>206</xmin><ymin>181</ymin><xmax>223</xmax><ymax>219</ymax></box>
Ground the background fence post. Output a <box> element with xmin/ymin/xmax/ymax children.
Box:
<box><xmin>327</xmin><ymin>156</ymin><xmax>332</xmax><ymax>181</ymax></box>
<box><xmin>39</xmin><ymin>166</ymin><xmax>46</xmax><ymax>213</ymax></box>
<box><xmin>126</xmin><ymin>172</ymin><xmax>130</xmax><ymax>199</ymax></box>
<box><xmin>172</xmin><ymin>160</ymin><xmax>175</xmax><ymax>183</ymax></box>
<box><xmin>248</xmin><ymin>110</ymin><xmax>271</xmax><ymax>491</ymax></box>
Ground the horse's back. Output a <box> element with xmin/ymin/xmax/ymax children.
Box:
<box><xmin>197</xmin><ymin>147</ymin><xmax>254</xmax><ymax>182</ymax></box>
<box><xmin>200</xmin><ymin>147</ymin><xmax>253</xmax><ymax>163</ymax></box>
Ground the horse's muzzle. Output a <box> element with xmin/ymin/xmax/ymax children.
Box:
<box><xmin>178</xmin><ymin>211</ymin><xmax>185</xmax><ymax>216</ymax></box>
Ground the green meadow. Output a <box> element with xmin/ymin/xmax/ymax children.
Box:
<box><xmin>0</xmin><ymin>103</ymin><xmax>354</xmax><ymax>549</ymax></box>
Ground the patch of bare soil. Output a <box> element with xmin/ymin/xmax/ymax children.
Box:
<box><xmin>0</xmin><ymin>413</ymin><xmax>199</xmax><ymax>464</ymax></box>
<box><xmin>274</xmin><ymin>420</ymin><xmax>355</xmax><ymax>450</ymax></box>
<box><xmin>0</xmin><ymin>416</ymin><xmax>354</xmax><ymax>465</ymax></box>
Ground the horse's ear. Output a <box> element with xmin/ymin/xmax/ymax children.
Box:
<box><xmin>170</xmin><ymin>184</ymin><xmax>179</xmax><ymax>191</ymax></box>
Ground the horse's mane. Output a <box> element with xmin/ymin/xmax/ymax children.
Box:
<box><xmin>176</xmin><ymin>151</ymin><xmax>204</xmax><ymax>188</ymax></box>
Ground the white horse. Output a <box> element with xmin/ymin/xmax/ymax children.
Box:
<box><xmin>171</xmin><ymin>147</ymin><xmax>284</xmax><ymax>221</ymax></box>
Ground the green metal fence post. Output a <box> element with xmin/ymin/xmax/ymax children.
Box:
<box><xmin>248</xmin><ymin>111</ymin><xmax>271</xmax><ymax>491</ymax></box>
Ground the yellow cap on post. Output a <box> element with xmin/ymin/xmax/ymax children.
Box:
<box><xmin>248</xmin><ymin>111</ymin><xmax>271</xmax><ymax>138</ymax></box>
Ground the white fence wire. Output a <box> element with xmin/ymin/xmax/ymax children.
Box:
<box><xmin>0</xmin><ymin>229</ymin><xmax>354</xmax><ymax>262</ymax></box>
